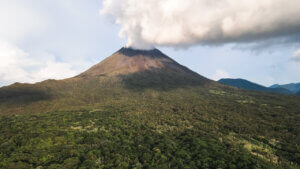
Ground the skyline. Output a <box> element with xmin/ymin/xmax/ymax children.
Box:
<box><xmin>0</xmin><ymin>0</ymin><xmax>299</xmax><ymax>87</ymax></box>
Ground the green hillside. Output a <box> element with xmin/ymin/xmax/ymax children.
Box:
<box><xmin>0</xmin><ymin>48</ymin><xmax>299</xmax><ymax>169</ymax></box>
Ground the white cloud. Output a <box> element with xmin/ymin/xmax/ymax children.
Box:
<box><xmin>212</xmin><ymin>70</ymin><xmax>230</xmax><ymax>81</ymax></box>
<box><xmin>0</xmin><ymin>41</ymin><xmax>77</xmax><ymax>86</ymax></box>
<box><xmin>0</xmin><ymin>1</ymin><xmax>78</xmax><ymax>86</ymax></box>
<box><xmin>292</xmin><ymin>49</ymin><xmax>300</xmax><ymax>62</ymax></box>
<box><xmin>0</xmin><ymin>1</ymin><xmax>102</xmax><ymax>87</ymax></box>
<box><xmin>101</xmin><ymin>0</ymin><xmax>300</xmax><ymax>49</ymax></box>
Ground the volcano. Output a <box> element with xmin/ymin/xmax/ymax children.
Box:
<box><xmin>80</xmin><ymin>47</ymin><xmax>194</xmax><ymax>76</ymax></box>
<box><xmin>77</xmin><ymin>47</ymin><xmax>214</xmax><ymax>90</ymax></box>
<box><xmin>0</xmin><ymin>47</ymin><xmax>216</xmax><ymax>114</ymax></box>
<box><xmin>78</xmin><ymin>47</ymin><xmax>208</xmax><ymax>82</ymax></box>
<box><xmin>0</xmin><ymin>48</ymin><xmax>299</xmax><ymax>168</ymax></box>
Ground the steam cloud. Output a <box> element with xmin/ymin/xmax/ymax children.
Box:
<box><xmin>101</xmin><ymin>0</ymin><xmax>300</xmax><ymax>49</ymax></box>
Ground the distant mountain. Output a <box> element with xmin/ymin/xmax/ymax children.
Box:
<box><xmin>218</xmin><ymin>78</ymin><xmax>292</xmax><ymax>94</ymax></box>
<box><xmin>270</xmin><ymin>83</ymin><xmax>300</xmax><ymax>94</ymax></box>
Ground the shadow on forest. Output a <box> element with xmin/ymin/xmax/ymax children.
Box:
<box><xmin>118</xmin><ymin>68</ymin><xmax>213</xmax><ymax>92</ymax></box>
<box><xmin>0</xmin><ymin>84</ymin><xmax>50</xmax><ymax>104</ymax></box>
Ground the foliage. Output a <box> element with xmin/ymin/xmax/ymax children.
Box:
<box><xmin>1</xmin><ymin>107</ymin><xmax>297</xmax><ymax>169</ymax></box>
<box><xmin>0</xmin><ymin>69</ymin><xmax>299</xmax><ymax>168</ymax></box>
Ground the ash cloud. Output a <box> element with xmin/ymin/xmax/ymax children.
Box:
<box><xmin>101</xmin><ymin>0</ymin><xmax>300</xmax><ymax>50</ymax></box>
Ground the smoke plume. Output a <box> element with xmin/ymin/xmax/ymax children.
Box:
<box><xmin>101</xmin><ymin>0</ymin><xmax>300</xmax><ymax>49</ymax></box>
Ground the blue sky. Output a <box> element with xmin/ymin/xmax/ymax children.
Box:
<box><xmin>0</xmin><ymin>0</ymin><xmax>299</xmax><ymax>87</ymax></box>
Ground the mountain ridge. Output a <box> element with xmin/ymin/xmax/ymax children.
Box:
<box><xmin>270</xmin><ymin>83</ymin><xmax>300</xmax><ymax>94</ymax></box>
<box><xmin>218</xmin><ymin>78</ymin><xmax>293</xmax><ymax>94</ymax></box>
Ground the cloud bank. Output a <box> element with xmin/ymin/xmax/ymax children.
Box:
<box><xmin>0</xmin><ymin>41</ymin><xmax>77</xmax><ymax>86</ymax></box>
<box><xmin>101</xmin><ymin>0</ymin><xmax>300</xmax><ymax>49</ymax></box>
<box><xmin>0</xmin><ymin>0</ymin><xmax>103</xmax><ymax>86</ymax></box>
